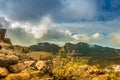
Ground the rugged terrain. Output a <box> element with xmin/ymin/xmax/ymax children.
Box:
<box><xmin>0</xmin><ymin>29</ymin><xmax>120</xmax><ymax>80</ymax></box>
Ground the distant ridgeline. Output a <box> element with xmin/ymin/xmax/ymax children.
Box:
<box><xmin>30</xmin><ymin>42</ymin><xmax>120</xmax><ymax>56</ymax></box>
<box><xmin>30</xmin><ymin>42</ymin><xmax>61</xmax><ymax>54</ymax></box>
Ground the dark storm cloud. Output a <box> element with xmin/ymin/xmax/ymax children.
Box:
<box><xmin>0</xmin><ymin>0</ymin><xmax>120</xmax><ymax>22</ymax></box>
<box><xmin>0</xmin><ymin>0</ymin><xmax>120</xmax><ymax>47</ymax></box>
<box><xmin>0</xmin><ymin>0</ymin><xmax>63</xmax><ymax>22</ymax></box>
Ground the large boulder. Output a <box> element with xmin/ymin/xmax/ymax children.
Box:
<box><xmin>0</xmin><ymin>29</ymin><xmax>6</xmax><ymax>39</ymax></box>
<box><xmin>0</xmin><ymin>67</ymin><xmax>9</xmax><ymax>77</ymax></box>
<box><xmin>0</xmin><ymin>29</ymin><xmax>12</xmax><ymax>45</ymax></box>
<box><xmin>29</xmin><ymin>70</ymin><xmax>41</xmax><ymax>77</ymax></box>
<box><xmin>35</xmin><ymin>61</ymin><xmax>46</xmax><ymax>70</ymax></box>
<box><xmin>13</xmin><ymin>45</ymin><xmax>31</xmax><ymax>53</ymax></box>
<box><xmin>0</xmin><ymin>54</ymin><xmax>18</xmax><ymax>67</ymax></box>
<box><xmin>0</xmin><ymin>42</ymin><xmax>12</xmax><ymax>50</ymax></box>
<box><xmin>92</xmin><ymin>75</ymin><xmax>110</xmax><ymax>80</ymax></box>
<box><xmin>24</xmin><ymin>60</ymin><xmax>35</xmax><ymax>68</ymax></box>
<box><xmin>5</xmin><ymin>70</ymin><xmax>30</xmax><ymax>80</ymax></box>
<box><xmin>9</xmin><ymin>63</ymin><xmax>25</xmax><ymax>73</ymax></box>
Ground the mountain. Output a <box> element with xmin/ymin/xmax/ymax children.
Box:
<box><xmin>30</xmin><ymin>42</ymin><xmax>60</xmax><ymax>53</ymax></box>
<box><xmin>63</xmin><ymin>42</ymin><xmax>120</xmax><ymax>56</ymax></box>
<box><xmin>30</xmin><ymin>42</ymin><xmax>120</xmax><ymax>56</ymax></box>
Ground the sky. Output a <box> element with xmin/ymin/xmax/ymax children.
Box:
<box><xmin>0</xmin><ymin>0</ymin><xmax>120</xmax><ymax>48</ymax></box>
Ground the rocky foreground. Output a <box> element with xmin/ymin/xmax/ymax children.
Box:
<box><xmin>0</xmin><ymin>43</ymin><xmax>120</xmax><ymax>80</ymax></box>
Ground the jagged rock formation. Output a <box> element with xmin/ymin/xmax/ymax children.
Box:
<box><xmin>0</xmin><ymin>29</ymin><xmax>53</xmax><ymax>80</ymax></box>
<box><xmin>0</xmin><ymin>29</ymin><xmax>11</xmax><ymax>44</ymax></box>
<box><xmin>0</xmin><ymin>29</ymin><xmax>6</xmax><ymax>39</ymax></box>
<box><xmin>13</xmin><ymin>45</ymin><xmax>31</xmax><ymax>53</ymax></box>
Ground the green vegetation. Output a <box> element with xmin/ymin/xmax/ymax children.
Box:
<box><xmin>49</xmin><ymin>48</ymin><xmax>120</xmax><ymax>80</ymax></box>
<box><xmin>27</xmin><ymin>43</ymin><xmax>120</xmax><ymax>79</ymax></box>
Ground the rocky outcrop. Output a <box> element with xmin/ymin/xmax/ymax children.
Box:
<box><xmin>0</xmin><ymin>48</ymin><xmax>50</xmax><ymax>79</ymax></box>
<box><xmin>13</xmin><ymin>45</ymin><xmax>31</xmax><ymax>53</ymax></box>
<box><xmin>0</xmin><ymin>44</ymin><xmax>51</xmax><ymax>80</ymax></box>
<box><xmin>35</xmin><ymin>61</ymin><xmax>46</xmax><ymax>70</ymax></box>
<box><xmin>0</xmin><ymin>29</ymin><xmax>6</xmax><ymax>39</ymax></box>
<box><xmin>9</xmin><ymin>63</ymin><xmax>25</xmax><ymax>73</ymax></box>
<box><xmin>0</xmin><ymin>29</ymin><xmax>11</xmax><ymax>45</ymax></box>
<box><xmin>0</xmin><ymin>52</ymin><xmax>18</xmax><ymax>67</ymax></box>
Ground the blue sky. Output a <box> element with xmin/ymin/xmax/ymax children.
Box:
<box><xmin>0</xmin><ymin>0</ymin><xmax>120</xmax><ymax>48</ymax></box>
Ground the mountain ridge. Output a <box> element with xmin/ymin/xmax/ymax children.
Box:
<box><xmin>30</xmin><ymin>42</ymin><xmax>120</xmax><ymax>55</ymax></box>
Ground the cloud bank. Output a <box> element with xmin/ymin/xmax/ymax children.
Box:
<box><xmin>0</xmin><ymin>0</ymin><xmax>120</xmax><ymax>48</ymax></box>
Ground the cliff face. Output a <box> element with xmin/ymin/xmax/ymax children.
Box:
<box><xmin>0</xmin><ymin>29</ymin><xmax>6</xmax><ymax>39</ymax></box>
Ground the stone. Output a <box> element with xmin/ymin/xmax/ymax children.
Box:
<box><xmin>92</xmin><ymin>75</ymin><xmax>110</xmax><ymax>80</ymax></box>
<box><xmin>0</xmin><ymin>54</ymin><xmax>18</xmax><ymax>67</ymax></box>
<box><xmin>112</xmin><ymin>65</ymin><xmax>120</xmax><ymax>72</ymax></box>
<box><xmin>5</xmin><ymin>70</ymin><xmax>30</xmax><ymax>80</ymax></box>
<box><xmin>3</xmin><ymin>38</ymin><xmax>12</xmax><ymax>45</ymax></box>
<box><xmin>0</xmin><ymin>67</ymin><xmax>9</xmax><ymax>77</ymax></box>
<box><xmin>0</xmin><ymin>42</ymin><xmax>12</xmax><ymax>49</ymax></box>
<box><xmin>0</xmin><ymin>29</ymin><xmax>6</xmax><ymax>39</ymax></box>
<box><xmin>0</xmin><ymin>49</ymin><xmax>13</xmax><ymax>55</ymax></box>
<box><xmin>29</xmin><ymin>70</ymin><xmax>41</xmax><ymax>77</ymax></box>
<box><xmin>9</xmin><ymin>63</ymin><xmax>25</xmax><ymax>73</ymax></box>
<box><xmin>0</xmin><ymin>29</ymin><xmax>12</xmax><ymax>44</ymax></box>
<box><xmin>13</xmin><ymin>45</ymin><xmax>31</xmax><ymax>53</ymax></box>
<box><xmin>35</xmin><ymin>61</ymin><xmax>46</xmax><ymax>70</ymax></box>
<box><xmin>24</xmin><ymin>60</ymin><xmax>35</xmax><ymax>68</ymax></box>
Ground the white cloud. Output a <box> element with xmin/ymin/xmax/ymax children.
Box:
<box><xmin>92</xmin><ymin>33</ymin><xmax>101</xmax><ymax>39</ymax></box>
<box><xmin>109</xmin><ymin>31</ymin><xmax>120</xmax><ymax>46</ymax></box>
<box><xmin>1</xmin><ymin>15</ymin><xmax>120</xmax><ymax>47</ymax></box>
<box><xmin>71</xmin><ymin>33</ymin><xmax>102</xmax><ymax>43</ymax></box>
<box><xmin>10</xmin><ymin>16</ymin><xmax>53</xmax><ymax>39</ymax></box>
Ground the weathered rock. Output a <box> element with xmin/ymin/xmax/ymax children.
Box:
<box><xmin>112</xmin><ymin>65</ymin><xmax>120</xmax><ymax>72</ymax></box>
<box><xmin>13</xmin><ymin>45</ymin><xmax>31</xmax><ymax>53</ymax></box>
<box><xmin>3</xmin><ymin>38</ymin><xmax>12</xmax><ymax>45</ymax></box>
<box><xmin>0</xmin><ymin>54</ymin><xmax>18</xmax><ymax>67</ymax></box>
<box><xmin>88</xmin><ymin>69</ymin><xmax>105</xmax><ymax>75</ymax></box>
<box><xmin>29</xmin><ymin>70</ymin><xmax>41</xmax><ymax>77</ymax></box>
<box><xmin>0</xmin><ymin>49</ymin><xmax>14</xmax><ymax>55</ymax></box>
<box><xmin>79</xmin><ymin>64</ymin><xmax>90</xmax><ymax>70</ymax></box>
<box><xmin>0</xmin><ymin>29</ymin><xmax>6</xmax><ymax>39</ymax></box>
<box><xmin>88</xmin><ymin>66</ymin><xmax>105</xmax><ymax>75</ymax></box>
<box><xmin>39</xmin><ymin>77</ymin><xmax>54</xmax><ymax>80</ymax></box>
<box><xmin>0</xmin><ymin>67</ymin><xmax>9</xmax><ymax>77</ymax></box>
<box><xmin>24</xmin><ymin>60</ymin><xmax>35</xmax><ymax>68</ymax></box>
<box><xmin>0</xmin><ymin>29</ymin><xmax>12</xmax><ymax>45</ymax></box>
<box><xmin>35</xmin><ymin>61</ymin><xmax>46</xmax><ymax>70</ymax></box>
<box><xmin>28</xmin><ymin>52</ymin><xmax>51</xmax><ymax>60</ymax></box>
<box><xmin>92</xmin><ymin>75</ymin><xmax>110</xmax><ymax>80</ymax></box>
<box><xmin>0</xmin><ymin>42</ymin><xmax>12</xmax><ymax>49</ymax></box>
<box><xmin>5</xmin><ymin>70</ymin><xmax>30</xmax><ymax>80</ymax></box>
<box><xmin>9</xmin><ymin>63</ymin><xmax>25</xmax><ymax>73</ymax></box>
